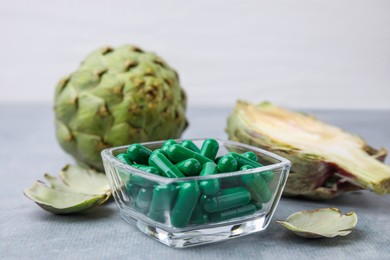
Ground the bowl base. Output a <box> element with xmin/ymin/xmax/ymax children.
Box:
<box><xmin>122</xmin><ymin>214</ymin><xmax>267</xmax><ymax>248</ymax></box>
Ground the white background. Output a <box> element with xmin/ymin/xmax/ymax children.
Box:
<box><xmin>1</xmin><ymin>0</ymin><xmax>389</xmax><ymax>109</ymax></box>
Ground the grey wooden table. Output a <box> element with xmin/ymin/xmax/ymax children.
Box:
<box><xmin>1</xmin><ymin>104</ymin><xmax>389</xmax><ymax>259</ymax></box>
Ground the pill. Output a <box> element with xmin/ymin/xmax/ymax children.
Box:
<box><xmin>127</xmin><ymin>144</ymin><xmax>152</xmax><ymax>165</ymax></box>
<box><xmin>234</xmin><ymin>152</ymin><xmax>276</xmax><ymax>182</ymax></box>
<box><xmin>154</xmin><ymin>148</ymin><xmax>168</xmax><ymax>157</ymax></box>
<box><xmin>171</xmin><ymin>181</ymin><xmax>201</xmax><ymax>228</ymax></box>
<box><xmin>220</xmin><ymin>176</ymin><xmax>242</xmax><ymax>189</ymax></box>
<box><xmin>167</xmin><ymin>144</ymin><xmax>213</xmax><ymax>165</ymax></box>
<box><xmin>125</xmin><ymin>183</ymin><xmax>141</xmax><ymax>200</ymax></box>
<box><xmin>128</xmin><ymin>164</ymin><xmax>160</xmax><ymax>187</ymax></box>
<box><xmin>190</xmin><ymin>204</ymin><xmax>208</xmax><ymax>225</ymax></box>
<box><xmin>200</xmin><ymin>138</ymin><xmax>219</xmax><ymax>160</ymax></box>
<box><xmin>116</xmin><ymin>153</ymin><xmax>133</xmax><ymax>165</ymax></box>
<box><xmin>229</xmin><ymin>152</ymin><xmax>262</xmax><ymax>168</ymax></box>
<box><xmin>240</xmin><ymin>163</ymin><xmax>273</xmax><ymax>183</ymax></box>
<box><xmin>201</xmin><ymin>187</ymin><xmax>251</xmax><ymax>213</ymax></box>
<box><xmin>254</xmin><ymin>202</ymin><xmax>263</xmax><ymax>210</ymax></box>
<box><xmin>181</xmin><ymin>140</ymin><xmax>200</xmax><ymax>153</ymax></box>
<box><xmin>210</xmin><ymin>204</ymin><xmax>257</xmax><ymax>222</ymax></box>
<box><xmin>199</xmin><ymin>162</ymin><xmax>220</xmax><ymax>196</ymax></box>
<box><xmin>148</xmin><ymin>184</ymin><xmax>177</xmax><ymax>223</ymax></box>
<box><xmin>242</xmin><ymin>173</ymin><xmax>272</xmax><ymax>203</ymax></box>
<box><xmin>149</xmin><ymin>150</ymin><xmax>185</xmax><ymax>178</ymax></box>
<box><xmin>134</xmin><ymin>188</ymin><xmax>153</xmax><ymax>213</ymax></box>
<box><xmin>218</xmin><ymin>164</ymin><xmax>253</xmax><ymax>189</ymax></box>
<box><xmin>175</xmin><ymin>158</ymin><xmax>202</xmax><ymax>176</ymax></box>
<box><xmin>242</xmin><ymin>151</ymin><xmax>258</xmax><ymax>162</ymax></box>
<box><xmin>240</xmin><ymin>165</ymin><xmax>254</xmax><ymax>171</ymax></box>
<box><xmin>132</xmin><ymin>164</ymin><xmax>160</xmax><ymax>175</ymax></box>
<box><xmin>160</xmin><ymin>139</ymin><xmax>177</xmax><ymax>152</ymax></box>
<box><xmin>128</xmin><ymin>174</ymin><xmax>155</xmax><ymax>187</ymax></box>
<box><xmin>217</xmin><ymin>154</ymin><xmax>238</xmax><ymax>173</ymax></box>
<box><xmin>214</xmin><ymin>156</ymin><xmax>223</xmax><ymax>164</ymax></box>
<box><xmin>260</xmin><ymin>170</ymin><xmax>274</xmax><ymax>182</ymax></box>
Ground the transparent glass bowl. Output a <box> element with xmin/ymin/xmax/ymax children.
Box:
<box><xmin>101</xmin><ymin>139</ymin><xmax>291</xmax><ymax>248</ymax></box>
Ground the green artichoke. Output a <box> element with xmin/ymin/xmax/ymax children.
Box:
<box><xmin>54</xmin><ymin>45</ymin><xmax>188</xmax><ymax>171</ymax></box>
<box><xmin>226</xmin><ymin>101</ymin><xmax>390</xmax><ymax>199</ymax></box>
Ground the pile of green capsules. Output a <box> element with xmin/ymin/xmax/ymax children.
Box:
<box><xmin>116</xmin><ymin>139</ymin><xmax>274</xmax><ymax>228</ymax></box>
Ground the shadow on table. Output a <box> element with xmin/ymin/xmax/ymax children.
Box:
<box><xmin>270</xmin><ymin>228</ymin><xmax>366</xmax><ymax>248</ymax></box>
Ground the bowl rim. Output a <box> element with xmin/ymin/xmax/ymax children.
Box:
<box><xmin>101</xmin><ymin>138</ymin><xmax>291</xmax><ymax>184</ymax></box>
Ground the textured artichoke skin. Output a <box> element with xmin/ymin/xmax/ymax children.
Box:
<box><xmin>54</xmin><ymin>45</ymin><xmax>188</xmax><ymax>171</ymax></box>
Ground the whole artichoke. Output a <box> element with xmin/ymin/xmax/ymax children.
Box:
<box><xmin>226</xmin><ymin>101</ymin><xmax>390</xmax><ymax>199</ymax></box>
<box><xmin>54</xmin><ymin>45</ymin><xmax>188</xmax><ymax>171</ymax></box>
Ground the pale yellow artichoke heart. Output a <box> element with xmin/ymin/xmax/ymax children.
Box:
<box><xmin>226</xmin><ymin>101</ymin><xmax>390</xmax><ymax>198</ymax></box>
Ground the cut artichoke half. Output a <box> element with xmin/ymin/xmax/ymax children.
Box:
<box><xmin>226</xmin><ymin>101</ymin><xmax>390</xmax><ymax>198</ymax></box>
<box><xmin>24</xmin><ymin>165</ymin><xmax>111</xmax><ymax>214</ymax></box>
<box><xmin>276</xmin><ymin>208</ymin><xmax>358</xmax><ymax>238</ymax></box>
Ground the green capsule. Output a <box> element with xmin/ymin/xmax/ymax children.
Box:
<box><xmin>125</xmin><ymin>183</ymin><xmax>141</xmax><ymax>200</ymax></box>
<box><xmin>242</xmin><ymin>151</ymin><xmax>258</xmax><ymax>162</ymax></box>
<box><xmin>261</xmin><ymin>170</ymin><xmax>274</xmax><ymax>182</ymax></box>
<box><xmin>161</xmin><ymin>139</ymin><xmax>177</xmax><ymax>152</ymax></box>
<box><xmin>175</xmin><ymin>159</ymin><xmax>202</xmax><ymax>177</ymax></box>
<box><xmin>127</xmin><ymin>144</ymin><xmax>152</xmax><ymax>165</ymax></box>
<box><xmin>149</xmin><ymin>150</ymin><xmax>185</xmax><ymax>178</ymax></box>
<box><xmin>116</xmin><ymin>153</ymin><xmax>133</xmax><ymax>165</ymax></box>
<box><xmin>242</xmin><ymin>173</ymin><xmax>272</xmax><ymax>203</ymax></box>
<box><xmin>181</xmin><ymin>140</ymin><xmax>200</xmax><ymax>153</ymax></box>
<box><xmin>220</xmin><ymin>175</ymin><xmax>242</xmax><ymax>189</ymax></box>
<box><xmin>214</xmin><ymin>156</ymin><xmax>223</xmax><ymax>164</ymax></box>
<box><xmin>219</xmin><ymin>165</ymin><xmax>251</xmax><ymax>189</ymax></box>
<box><xmin>240</xmin><ymin>165</ymin><xmax>254</xmax><ymax>171</ymax></box>
<box><xmin>254</xmin><ymin>202</ymin><xmax>263</xmax><ymax>210</ymax></box>
<box><xmin>240</xmin><ymin>163</ymin><xmax>274</xmax><ymax>183</ymax></box>
<box><xmin>233</xmin><ymin>152</ymin><xmax>273</xmax><ymax>182</ymax></box>
<box><xmin>217</xmin><ymin>154</ymin><xmax>238</xmax><ymax>173</ymax></box>
<box><xmin>154</xmin><ymin>148</ymin><xmax>168</xmax><ymax>157</ymax></box>
<box><xmin>210</xmin><ymin>204</ymin><xmax>257</xmax><ymax>222</ymax></box>
<box><xmin>132</xmin><ymin>164</ymin><xmax>160</xmax><ymax>175</ymax></box>
<box><xmin>134</xmin><ymin>188</ymin><xmax>153</xmax><ymax>214</ymax></box>
<box><xmin>199</xmin><ymin>162</ymin><xmax>220</xmax><ymax>196</ymax></box>
<box><xmin>167</xmin><ymin>144</ymin><xmax>213</xmax><ymax>165</ymax></box>
<box><xmin>190</xmin><ymin>204</ymin><xmax>208</xmax><ymax>225</ymax></box>
<box><xmin>128</xmin><ymin>173</ymin><xmax>155</xmax><ymax>187</ymax></box>
<box><xmin>201</xmin><ymin>187</ymin><xmax>251</xmax><ymax>213</ymax></box>
<box><xmin>171</xmin><ymin>181</ymin><xmax>201</xmax><ymax>228</ymax></box>
<box><xmin>229</xmin><ymin>152</ymin><xmax>262</xmax><ymax>168</ymax></box>
<box><xmin>148</xmin><ymin>184</ymin><xmax>177</xmax><ymax>223</ymax></box>
<box><xmin>128</xmin><ymin>164</ymin><xmax>159</xmax><ymax>187</ymax></box>
<box><xmin>200</xmin><ymin>138</ymin><xmax>219</xmax><ymax>160</ymax></box>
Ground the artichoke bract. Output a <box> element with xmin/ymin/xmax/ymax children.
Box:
<box><xmin>54</xmin><ymin>45</ymin><xmax>188</xmax><ymax>171</ymax></box>
<box><xmin>24</xmin><ymin>165</ymin><xmax>111</xmax><ymax>214</ymax></box>
<box><xmin>226</xmin><ymin>101</ymin><xmax>390</xmax><ymax>199</ymax></box>
<box><xmin>276</xmin><ymin>208</ymin><xmax>358</xmax><ymax>238</ymax></box>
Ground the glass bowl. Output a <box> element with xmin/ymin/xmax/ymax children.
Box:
<box><xmin>101</xmin><ymin>139</ymin><xmax>290</xmax><ymax>248</ymax></box>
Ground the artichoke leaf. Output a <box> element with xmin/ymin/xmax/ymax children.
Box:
<box><xmin>24</xmin><ymin>165</ymin><xmax>111</xmax><ymax>214</ymax></box>
<box><xmin>276</xmin><ymin>208</ymin><xmax>358</xmax><ymax>238</ymax></box>
<box><xmin>60</xmin><ymin>164</ymin><xmax>110</xmax><ymax>195</ymax></box>
<box><xmin>226</xmin><ymin>101</ymin><xmax>390</xmax><ymax>198</ymax></box>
